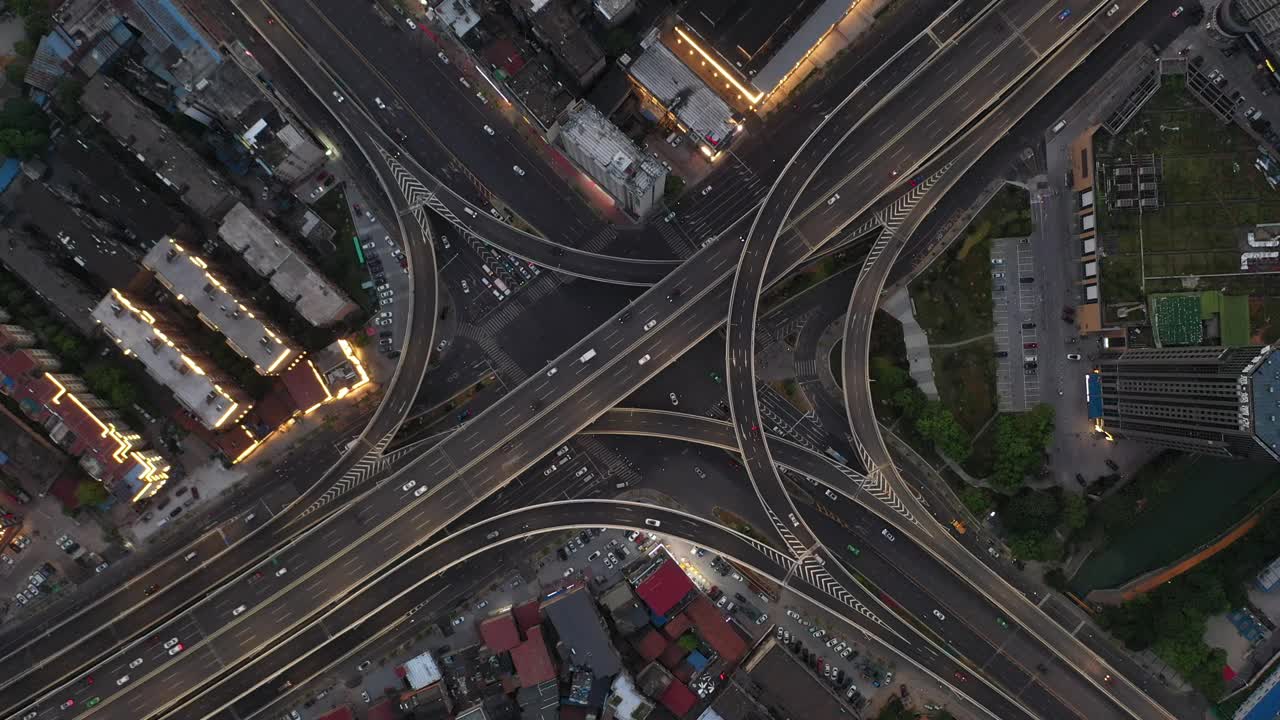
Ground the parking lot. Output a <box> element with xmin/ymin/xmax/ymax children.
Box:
<box><xmin>437</xmin><ymin>226</ymin><xmax>552</xmax><ymax>325</ymax></box>
<box><xmin>345</xmin><ymin>189</ymin><xmax>412</xmax><ymax>360</ymax></box>
<box><xmin>991</xmin><ymin>237</ymin><xmax>1042</xmax><ymax>411</ymax></box>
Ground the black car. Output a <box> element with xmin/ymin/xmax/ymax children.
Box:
<box><xmin>734</xmin><ymin>592</ymin><xmax>748</xmax><ymax>603</ymax></box>
<box><xmin>995</xmin><ymin>351</ymin><xmax>1008</xmax><ymax>358</ymax></box>
<box><xmin>1022</xmin><ymin>322</ymin><xmax>1036</xmax><ymax>329</ymax></box>
<box><xmin>1020</xmin><ymin>276</ymin><xmax>1034</xmax><ymax>284</ymax></box>
<box><xmin>666</xmin><ymin>289</ymin><xmax>682</xmax><ymax>302</ymax></box>
<box><xmin>618</xmin><ymin>311</ymin><xmax>632</xmax><ymax>324</ymax></box>
<box><xmin>1075</xmin><ymin>473</ymin><xmax>1087</xmax><ymax>487</ymax></box>
<box><xmin>1024</xmin><ymin>361</ymin><xmax>1037</xmax><ymax>369</ymax></box>
<box><xmin>1105</xmin><ymin>459</ymin><xmax>1119</xmax><ymax>471</ymax></box>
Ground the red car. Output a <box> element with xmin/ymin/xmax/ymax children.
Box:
<box><xmin>1171</xmin><ymin>6</ymin><xmax>1184</xmax><ymax>17</ymax></box>
<box><xmin>1024</xmin><ymin>342</ymin><xmax>1038</xmax><ymax>349</ymax></box>
<box><xmin>954</xmin><ymin>671</ymin><xmax>968</xmax><ymax>683</ymax></box>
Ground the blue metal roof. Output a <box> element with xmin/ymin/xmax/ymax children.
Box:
<box><xmin>1241</xmin><ymin>672</ymin><xmax>1280</xmax><ymax>720</ymax></box>
<box><xmin>1250</xmin><ymin>351</ymin><xmax>1280</xmax><ymax>459</ymax></box>
<box><xmin>1086</xmin><ymin>373</ymin><xmax>1103</xmax><ymax>419</ymax></box>
<box><xmin>0</xmin><ymin>158</ymin><xmax>20</xmax><ymax>195</ymax></box>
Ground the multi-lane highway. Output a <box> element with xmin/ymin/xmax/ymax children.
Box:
<box><xmin>3</xmin><ymin>0</ymin><xmax>1192</xmax><ymax>718</ymax></box>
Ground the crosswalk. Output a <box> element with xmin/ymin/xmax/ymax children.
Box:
<box><xmin>654</xmin><ymin>221</ymin><xmax>695</xmax><ymax>259</ymax></box>
<box><xmin>580</xmin><ymin>226</ymin><xmax>619</xmax><ymax>254</ymax></box>
<box><xmin>577</xmin><ymin>436</ymin><xmax>643</xmax><ymax>486</ymax></box>
<box><xmin>456</xmin><ymin>324</ymin><xmax>526</xmax><ymax>382</ymax></box>
<box><xmin>767</xmin><ymin>507</ymin><xmax>810</xmax><ymax>558</ymax></box>
<box><xmin>795</xmin><ymin>359</ymin><xmax>817</xmax><ymax>380</ymax></box>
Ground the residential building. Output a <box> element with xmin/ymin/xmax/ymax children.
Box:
<box><xmin>708</xmin><ymin>637</ymin><xmax>850</xmax><ymax>720</ymax></box>
<box><xmin>143</xmin><ymin>237</ymin><xmax>299</xmax><ymax>375</ymax></box>
<box><xmin>217</xmin><ymin>204</ymin><xmax>357</xmax><ymax>328</ymax></box>
<box><xmin>81</xmin><ymin>77</ymin><xmax>238</xmax><ymax>219</ymax></box>
<box><xmin>92</xmin><ymin>290</ymin><xmax>251</xmax><ymax>431</ymax></box>
<box><xmin>594</xmin><ymin>0</ymin><xmax>636</xmax><ymax>27</ymax></box>
<box><xmin>541</xmin><ymin>585</ymin><xmax>621</xmax><ymax>678</ymax></box>
<box><xmin>0</xmin><ymin>328</ymin><xmax>170</xmax><ymax>501</ymax></box>
<box><xmin>554</xmin><ymin>101</ymin><xmax>666</xmax><ymax>218</ymax></box>
<box><xmin>626</xmin><ymin>41</ymin><xmax>743</xmax><ymax>159</ymax></box>
<box><xmin>509</xmin><ymin>0</ymin><xmax>605</xmax><ymax>88</ymax></box>
<box><xmin>1094</xmin><ymin>345</ymin><xmax>1280</xmax><ymax>459</ymax></box>
<box><xmin>0</xmin><ymin>231</ymin><xmax>109</xmax><ymax>337</ymax></box>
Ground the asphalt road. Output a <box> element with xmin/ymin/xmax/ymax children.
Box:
<box><xmin>151</xmin><ymin>499</ymin><xmax>1031</xmax><ymax>720</ymax></box>
<box><xmin>0</xmin><ymin>5</ymin><xmax>447</xmax><ymax>718</ymax></box>
<box><xmin>723</xmin><ymin>0</ymin><xmax>1091</xmax><ymax>592</ymax></box>
<box><xmin>836</xmin><ymin>3</ymin><xmax>1196</xmax><ymax>720</ymax></box>
<box><xmin>17</xmin><ymin>7</ymin><xmax>1138</xmax><ymax>720</ymax></box>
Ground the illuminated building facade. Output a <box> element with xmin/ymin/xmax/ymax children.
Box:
<box><xmin>144</xmin><ymin>237</ymin><xmax>299</xmax><ymax>375</ymax></box>
<box><xmin>0</xmin><ymin>326</ymin><xmax>170</xmax><ymax>501</ymax></box>
<box><xmin>1095</xmin><ymin>344</ymin><xmax>1280</xmax><ymax>460</ymax></box>
<box><xmin>92</xmin><ymin>290</ymin><xmax>251</xmax><ymax>431</ymax></box>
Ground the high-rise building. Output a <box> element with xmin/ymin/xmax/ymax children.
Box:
<box><xmin>1094</xmin><ymin>345</ymin><xmax>1280</xmax><ymax>460</ymax></box>
<box><xmin>554</xmin><ymin>101</ymin><xmax>666</xmax><ymax>218</ymax></box>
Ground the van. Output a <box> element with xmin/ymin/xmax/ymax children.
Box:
<box><xmin>1051</xmin><ymin>119</ymin><xmax>1067</xmax><ymax>134</ymax></box>
<box><xmin>463</xmin><ymin>207</ymin><xmax>477</xmax><ymax>217</ymax></box>
<box><xmin>184</xmin><ymin>551</ymin><xmax>198</xmax><ymax>562</ymax></box>
<box><xmin>579</xmin><ymin>349</ymin><xmax>597</xmax><ymax>363</ymax></box>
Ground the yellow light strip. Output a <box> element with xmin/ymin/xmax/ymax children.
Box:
<box><xmin>45</xmin><ymin>374</ymin><xmax>135</xmax><ymax>462</ymax></box>
<box><xmin>213</xmin><ymin>400</ymin><xmax>240</xmax><ymax>429</ymax></box>
<box><xmin>307</xmin><ymin>359</ymin><xmax>333</xmax><ymax>402</ymax></box>
<box><xmin>265</xmin><ymin>347</ymin><xmax>294</xmax><ymax>374</ymax></box>
<box><xmin>673</xmin><ymin>27</ymin><xmax>763</xmax><ymax>105</ymax></box>
<box><xmin>232</xmin><ymin>426</ymin><xmax>262</xmax><ymax>464</ymax></box>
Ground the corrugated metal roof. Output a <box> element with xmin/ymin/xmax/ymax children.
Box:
<box><xmin>628</xmin><ymin>43</ymin><xmax>735</xmax><ymax>146</ymax></box>
<box><xmin>751</xmin><ymin>0</ymin><xmax>853</xmax><ymax>93</ymax></box>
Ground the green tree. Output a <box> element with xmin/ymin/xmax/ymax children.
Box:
<box><xmin>959</xmin><ymin>485</ymin><xmax>994</xmax><ymax>516</ymax></box>
<box><xmin>915</xmin><ymin>401</ymin><xmax>970</xmax><ymax>461</ymax></box>
<box><xmin>1002</xmin><ymin>490</ymin><xmax>1061</xmax><ymax>535</ymax></box>
<box><xmin>1062</xmin><ymin>492</ymin><xmax>1088</xmax><ymax>531</ymax></box>
<box><xmin>664</xmin><ymin>174</ymin><xmax>686</xmax><ymax>198</ymax></box>
<box><xmin>4</xmin><ymin>61</ymin><xmax>29</xmax><ymax>86</ymax></box>
<box><xmin>53</xmin><ymin>79</ymin><xmax>85</xmax><ymax>121</ymax></box>
<box><xmin>890</xmin><ymin>386</ymin><xmax>926</xmax><ymax>418</ymax></box>
<box><xmin>74</xmin><ymin>479</ymin><xmax>108</xmax><ymax>508</ymax></box>
<box><xmin>13</xmin><ymin>39</ymin><xmax>34</xmax><ymax>59</ymax></box>
<box><xmin>990</xmin><ymin>405</ymin><xmax>1056</xmax><ymax>490</ymax></box>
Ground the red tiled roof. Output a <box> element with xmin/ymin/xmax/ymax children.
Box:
<box><xmin>513</xmin><ymin>599</ymin><xmax>542</xmax><ymax>632</ymax></box>
<box><xmin>685</xmin><ymin>595</ymin><xmax>747</xmax><ymax>664</ymax></box>
<box><xmin>318</xmin><ymin>707</ymin><xmax>355</xmax><ymax>720</ymax></box>
<box><xmin>0</xmin><ymin>349</ymin><xmax>39</xmax><ymax>384</ymax></box>
<box><xmin>634</xmin><ymin>628</ymin><xmax>667</xmax><ymax>662</ymax></box>
<box><xmin>252</xmin><ymin>381</ymin><xmax>297</xmax><ymax>428</ymax></box>
<box><xmin>511</xmin><ymin>624</ymin><xmax>557</xmax><ymax>687</ymax></box>
<box><xmin>658</xmin><ymin>641</ymin><xmax>686</xmax><ymax>670</ymax></box>
<box><xmin>481</xmin><ymin>612</ymin><xmax>521</xmax><ymax>652</ymax></box>
<box><xmin>367</xmin><ymin>700</ymin><xmax>398</xmax><ymax>720</ymax></box>
<box><xmin>482</xmin><ymin>37</ymin><xmax>526</xmax><ymax>76</ymax></box>
<box><xmin>662</xmin><ymin>613</ymin><xmax>693</xmax><ymax>641</ymax></box>
<box><xmin>635</xmin><ymin>560</ymin><xmax>695</xmax><ymax>616</ymax></box>
<box><xmin>659</xmin><ymin>681</ymin><xmax>698</xmax><ymax>717</ymax></box>
<box><xmin>281</xmin><ymin>360</ymin><xmax>329</xmax><ymax>412</ymax></box>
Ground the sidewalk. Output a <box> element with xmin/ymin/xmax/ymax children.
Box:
<box><xmin>881</xmin><ymin>288</ymin><xmax>938</xmax><ymax>398</ymax></box>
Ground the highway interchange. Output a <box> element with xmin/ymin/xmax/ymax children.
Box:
<box><xmin>0</xmin><ymin>0</ymin><xmax>1202</xmax><ymax>719</ymax></box>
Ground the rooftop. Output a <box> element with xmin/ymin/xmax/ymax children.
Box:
<box><xmin>684</xmin><ymin>595</ymin><xmax>747</xmax><ymax>664</ymax></box>
<box><xmin>217</xmin><ymin>203</ymin><xmax>355</xmax><ymax>327</ymax></box>
<box><xmin>481</xmin><ymin>613</ymin><xmax>523</xmax><ymax>653</ymax></box>
<box><xmin>628</xmin><ymin>42</ymin><xmax>738</xmax><ymax>148</ymax></box>
<box><xmin>542</xmin><ymin>586</ymin><xmax>621</xmax><ymax>677</ymax></box>
<box><xmin>144</xmin><ymin>237</ymin><xmax>298</xmax><ymax>374</ymax></box>
<box><xmin>404</xmin><ymin>650</ymin><xmax>443</xmax><ymax>689</ymax></box>
<box><xmin>634</xmin><ymin>557</ymin><xmax>696</xmax><ymax>617</ymax></box>
<box><xmin>0</xmin><ymin>231</ymin><xmax>104</xmax><ymax>337</ymax></box>
<box><xmin>511</xmin><ymin>624</ymin><xmax>557</xmax><ymax>688</ymax></box>
<box><xmin>92</xmin><ymin>290</ymin><xmax>250</xmax><ymax>430</ymax></box>
<box><xmin>81</xmin><ymin>77</ymin><xmax>236</xmax><ymax>220</ymax></box>
<box><xmin>1249</xmin><ymin>346</ymin><xmax>1280</xmax><ymax>460</ymax></box>
<box><xmin>730</xmin><ymin>640</ymin><xmax>848</xmax><ymax>720</ymax></box>
<box><xmin>515</xmin><ymin>0</ymin><xmax>605</xmax><ymax>86</ymax></box>
<box><xmin>559</xmin><ymin>102</ymin><xmax>666</xmax><ymax>193</ymax></box>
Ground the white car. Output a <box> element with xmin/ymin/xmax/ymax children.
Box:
<box><xmin>276</xmin><ymin>567</ymin><xmax>288</xmax><ymax>577</ymax></box>
<box><xmin>483</xmin><ymin>125</ymin><xmax>494</xmax><ymax>135</ymax></box>
<box><xmin>669</xmin><ymin>392</ymin><xmax>679</xmax><ymax>406</ymax></box>
<box><xmin>460</xmin><ymin>280</ymin><xmax>470</xmax><ymax>294</ymax></box>
<box><xmin>374</xmin><ymin>97</ymin><xmax>387</xmax><ymax>110</ymax></box>
<box><xmin>638</xmin><ymin>354</ymin><xmax>651</xmax><ymax>365</ymax></box>
<box><xmin>701</xmin><ymin>185</ymin><xmax>713</xmax><ymax>196</ymax></box>
<box><xmin>881</xmin><ymin>528</ymin><xmax>896</xmax><ymax>542</ymax></box>
<box><xmin>452</xmin><ymin>616</ymin><xmax>466</xmax><ymax>626</ymax></box>
<box><xmin>1067</xmin><ymin>353</ymin><xmax>1082</xmax><ymax>361</ymax></box>
<box><xmin>563</xmin><ymin>567</ymin><xmax>575</xmax><ymax>578</ymax></box>
<box><xmin>546</xmin><ymin>367</ymin><xmax>558</xmax><ymax>377</ymax></box>
<box><xmin>513</xmin><ymin>165</ymin><xmax>525</xmax><ymax>176</ymax></box>
<box><xmin>163</xmin><ymin>638</ymin><xmax>180</xmax><ymax>649</ymax></box>
<box><xmin>168</xmin><ymin>643</ymin><xmax>185</xmax><ymax>656</ymax></box>
<box><xmin>643</xmin><ymin>319</ymin><xmax>657</xmax><ymax>332</ymax></box>
<box><xmin>376</xmin><ymin>318</ymin><xmax>393</xmax><ymax>327</ymax></box>
<box><xmin>826</xmin><ymin>193</ymin><xmax>840</xmax><ymax>206</ymax></box>
<box><xmin>933</xmin><ymin>609</ymin><xmax>946</xmax><ymax>621</ymax></box>
<box><xmin>332</xmin><ymin>90</ymin><xmax>344</xmax><ymax>103</ymax></box>
<box><xmin>233</xmin><ymin>604</ymin><xmax>247</xmax><ymax>616</ymax></box>
<box><xmin>414</xmin><ymin>485</ymin><xmax>428</xmax><ymax>497</ymax></box>
<box><xmin>129</xmin><ymin>658</ymin><xmax>144</xmax><ymax>669</ymax></box>
<box><xmin>116</xmin><ymin>675</ymin><xmax>130</xmax><ymax>686</ymax></box>
<box><xmin>543</xmin><ymin>464</ymin><xmax>557</xmax><ymax>476</ymax></box>
<box><xmin>438</xmin><ymin>51</ymin><xmax>450</xmax><ymax>64</ymax></box>
<box><xmin>402</xmin><ymin>480</ymin><xmax>417</xmax><ymax>492</ymax></box>
<box><xmin>644</xmin><ymin>518</ymin><xmax>661</xmax><ymax>528</ymax></box>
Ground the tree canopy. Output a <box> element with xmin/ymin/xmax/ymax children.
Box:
<box><xmin>991</xmin><ymin>404</ymin><xmax>1055</xmax><ymax>490</ymax></box>
<box><xmin>915</xmin><ymin>401</ymin><xmax>971</xmax><ymax>462</ymax></box>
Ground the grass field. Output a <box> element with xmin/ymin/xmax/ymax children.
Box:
<box><xmin>931</xmin><ymin>339</ymin><xmax>998</xmax><ymax>435</ymax></box>
<box><xmin>1097</xmin><ymin>77</ymin><xmax>1280</xmax><ymax>314</ymax></box>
